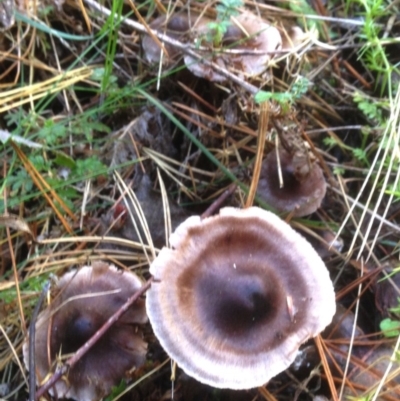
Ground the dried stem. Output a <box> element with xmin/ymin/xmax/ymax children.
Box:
<box><xmin>29</xmin><ymin>281</ymin><xmax>51</xmax><ymax>401</ymax></box>
<box><xmin>201</xmin><ymin>184</ymin><xmax>237</xmax><ymax>219</ymax></box>
<box><xmin>246</xmin><ymin>102</ymin><xmax>269</xmax><ymax>208</ymax></box>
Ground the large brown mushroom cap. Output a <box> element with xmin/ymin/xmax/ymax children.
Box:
<box><xmin>146</xmin><ymin>207</ymin><xmax>335</xmax><ymax>389</ymax></box>
<box><xmin>257</xmin><ymin>148</ymin><xmax>327</xmax><ymax>217</ymax></box>
<box><xmin>23</xmin><ymin>262</ymin><xmax>148</xmax><ymax>401</ymax></box>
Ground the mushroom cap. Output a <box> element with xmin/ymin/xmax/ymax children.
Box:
<box><xmin>146</xmin><ymin>207</ymin><xmax>336</xmax><ymax>389</ymax></box>
<box><xmin>23</xmin><ymin>262</ymin><xmax>148</xmax><ymax>401</ymax></box>
<box><xmin>257</xmin><ymin>149</ymin><xmax>327</xmax><ymax>217</ymax></box>
<box><xmin>281</xmin><ymin>26</ymin><xmax>306</xmax><ymax>51</ymax></box>
<box><xmin>142</xmin><ymin>14</ymin><xmax>205</xmax><ymax>64</ymax></box>
<box><xmin>141</xmin><ymin>11</ymin><xmax>281</xmax><ymax>81</ymax></box>
<box><xmin>184</xmin><ymin>11</ymin><xmax>282</xmax><ymax>81</ymax></box>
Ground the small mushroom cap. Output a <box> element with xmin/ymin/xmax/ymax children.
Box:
<box><xmin>184</xmin><ymin>11</ymin><xmax>282</xmax><ymax>81</ymax></box>
<box><xmin>146</xmin><ymin>207</ymin><xmax>335</xmax><ymax>389</ymax></box>
<box><xmin>257</xmin><ymin>149</ymin><xmax>327</xmax><ymax>217</ymax></box>
<box><xmin>23</xmin><ymin>262</ymin><xmax>148</xmax><ymax>401</ymax></box>
<box><xmin>141</xmin><ymin>11</ymin><xmax>281</xmax><ymax>81</ymax></box>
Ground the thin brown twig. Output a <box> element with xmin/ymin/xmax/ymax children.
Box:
<box><xmin>29</xmin><ymin>281</ymin><xmax>51</xmax><ymax>401</ymax></box>
<box><xmin>7</xmin><ymin>226</ymin><xmax>26</xmax><ymax>331</ymax></box>
<box><xmin>341</xmin><ymin>59</ymin><xmax>372</xmax><ymax>89</ymax></box>
<box><xmin>315</xmin><ymin>334</ymin><xmax>339</xmax><ymax>401</ymax></box>
<box><xmin>201</xmin><ymin>184</ymin><xmax>237</xmax><ymax>219</ymax></box>
<box><xmin>34</xmin><ymin>277</ymin><xmax>154</xmax><ymax>400</ymax></box>
<box><xmin>245</xmin><ymin>102</ymin><xmax>269</xmax><ymax>208</ymax></box>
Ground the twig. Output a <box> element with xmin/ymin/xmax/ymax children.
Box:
<box><xmin>201</xmin><ymin>184</ymin><xmax>237</xmax><ymax>219</ymax></box>
<box><xmin>315</xmin><ymin>334</ymin><xmax>339</xmax><ymax>401</ymax></box>
<box><xmin>29</xmin><ymin>281</ymin><xmax>51</xmax><ymax>401</ymax></box>
<box><xmin>34</xmin><ymin>277</ymin><xmax>154</xmax><ymax>400</ymax></box>
<box><xmin>245</xmin><ymin>102</ymin><xmax>269</xmax><ymax>208</ymax></box>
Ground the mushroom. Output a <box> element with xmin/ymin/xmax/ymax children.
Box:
<box><xmin>23</xmin><ymin>262</ymin><xmax>148</xmax><ymax>401</ymax></box>
<box><xmin>142</xmin><ymin>11</ymin><xmax>282</xmax><ymax>82</ymax></box>
<box><xmin>142</xmin><ymin>14</ymin><xmax>207</xmax><ymax>64</ymax></box>
<box><xmin>146</xmin><ymin>206</ymin><xmax>335</xmax><ymax>389</ymax></box>
<box><xmin>373</xmin><ymin>262</ymin><xmax>400</xmax><ymax>318</ymax></box>
<box><xmin>280</xmin><ymin>26</ymin><xmax>307</xmax><ymax>51</ymax></box>
<box><xmin>184</xmin><ymin>11</ymin><xmax>282</xmax><ymax>82</ymax></box>
<box><xmin>257</xmin><ymin>148</ymin><xmax>327</xmax><ymax>217</ymax></box>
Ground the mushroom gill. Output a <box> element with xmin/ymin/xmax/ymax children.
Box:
<box><xmin>23</xmin><ymin>262</ymin><xmax>148</xmax><ymax>401</ymax></box>
<box><xmin>146</xmin><ymin>207</ymin><xmax>335</xmax><ymax>389</ymax></box>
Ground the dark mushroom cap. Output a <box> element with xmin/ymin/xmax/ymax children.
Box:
<box><xmin>257</xmin><ymin>148</ymin><xmax>327</xmax><ymax>217</ymax></box>
<box><xmin>23</xmin><ymin>262</ymin><xmax>148</xmax><ymax>401</ymax></box>
<box><xmin>146</xmin><ymin>207</ymin><xmax>335</xmax><ymax>389</ymax></box>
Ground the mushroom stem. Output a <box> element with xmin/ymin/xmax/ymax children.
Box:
<box><xmin>34</xmin><ymin>276</ymin><xmax>153</xmax><ymax>401</ymax></box>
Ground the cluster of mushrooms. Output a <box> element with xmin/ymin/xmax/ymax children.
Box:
<box><xmin>24</xmin><ymin>201</ymin><xmax>335</xmax><ymax>400</ymax></box>
<box><xmin>24</xmin><ymin>10</ymin><xmax>333</xmax><ymax>399</ymax></box>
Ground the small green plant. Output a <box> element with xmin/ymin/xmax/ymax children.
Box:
<box><xmin>0</xmin><ymin>274</ymin><xmax>50</xmax><ymax>305</ymax></box>
<box><xmin>206</xmin><ymin>0</ymin><xmax>243</xmax><ymax>47</ymax></box>
<box><xmin>379</xmin><ymin>294</ymin><xmax>400</xmax><ymax>338</ymax></box>
<box><xmin>323</xmin><ymin>129</ymin><xmax>371</xmax><ymax>168</ymax></box>
<box><xmin>353</xmin><ymin>91</ymin><xmax>386</xmax><ymax>124</ymax></box>
<box><xmin>37</xmin><ymin>119</ymin><xmax>68</xmax><ymax>145</ymax></box>
<box><xmin>346</xmin><ymin>395</ymin><xmax>374</xmax><ymax>401</ymax></box>
<box><xmin>104</xmin><ymin>380</ymin><xmax>127</xmax><ymax>401</ymax></box>
<box><xmin>254</xmin><ymin>76</ymin><xmax>310</xmax><ymax>113</ymax></box>
<box><xmin>388</xmin><ymin>298</ymin><xmax>400</xmax><ymax>316</ymax></box>
<box><xmin>100</xmin><ymin>0</ymin><xmax>124</xmax><ymax>94</ymax></box>
<box><xmin>2</xmin><ymin>146</ymin><xmax>108</xmax><ymax>213</ymax></box>
<box><xmin>284</xmin><ymin>0</ymin><xmax>326</xmax><ymax>36</ymax></box>
<box><xmin>380</xmin><ymin>317</ymin><xmax>400</xmax><ymax>338</ymax></box>
<box><xmin>332</xmin><ymin>166</ymin><xmax>346</xmax><ymax>175</ymax></box>
<box><xmin>353</xmin><ymin>0</ymin><xmax>397</xmax><ymax>94</ymax></box>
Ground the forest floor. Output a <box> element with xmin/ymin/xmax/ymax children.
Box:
<box><xmin>1</xmin><ymin>0</ymin><xmax>400</xmax><ymax>400</ymax></box>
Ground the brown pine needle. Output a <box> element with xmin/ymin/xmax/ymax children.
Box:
<box><xmin>11</xmin><ymin>142</ymin><xmax>76</xmax><ymax>235</ymax></box>
<box><xmin>246</xmin><ymin>102</ymin><xmax>269</xmax><ymax>208</ymax></box>
<box><xmin>315</xmin><ymin>334</ymin><xmax>339</xmax><ymax>401</ymax></box>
